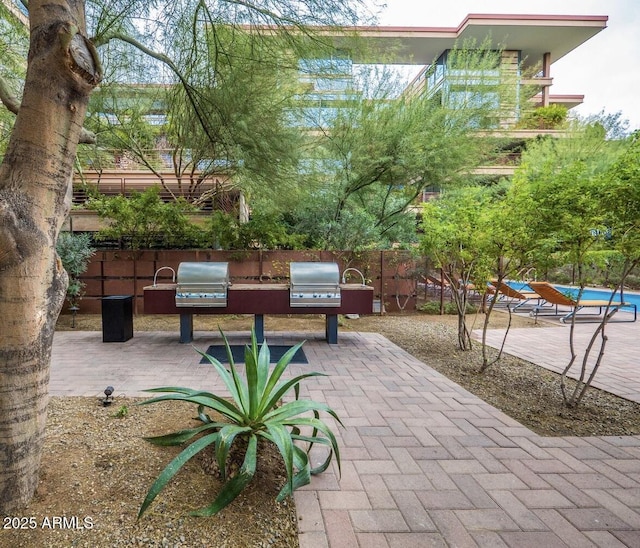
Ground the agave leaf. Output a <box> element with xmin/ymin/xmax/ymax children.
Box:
<box><xmin>138</xmin><ymin>391</ymin><xmax>244</xmax><ymax>423</ymax></box>
<box><xmin>279</xmin><ymin>417</ymin><xmax>341</xmax><ymax>476</ymax></box>
<box><xmin>309</xmin><ymin>448</ymin><xmax>334</xmax><ymax>476</ymax></box>
<box><xmin>255</xmin><ymin>339</ymin><xmax>270</xmax><ymax>402</ymax></box>
<box><xmin>243</xmin><ymin>341</ymin><xmax>262</xmax><ymax>419</ymax></box>
<box><xmin>289</xmin><ymin>431</ymin><xmax>334</xmax><ymax>475</ymax></box>
<box><xmin>264</xmin><ymin>399</ymin><xmax>342</xmax><ymax>427</ymax></box>
<box><xmin>138</xmin><ymin>432</ymin><xmax>219</xmax><ymax>519</ymax></box>
<box><xmin>142</xmin><ymin>386</ymin><xmax>204</xmax><ymax>394</ymax></box>
<box><xmin>144</xmin><ymin>422</ymin><xmax>225</xmax><ymax>446</ymax></box>
<box><xmin>259</xmin><ymin>341</ymin><xmax>305</xmax><ymax>407</ymax></box>
<box><xmin>191</xmin><ymin>434</ymin><xmax>258</xmax><ymax>517</ymax></box>
<box><xmin>276</xmin><ymin>445</ymin><xmax>311</xmax><ymax>501</ymax></box>
<box><xmin>291</xmin><ymin>427</ymin><xmax>336</xmax><ymax>476</ymax></box>
<box><xmin>290</xmin><ymin>440</ymin><xmax>309</xmax><ymax>474</ymax></box>
<box><xmin>196</xmin><ymin>346</ymin><xmax>246</xmax><ymax>409</ymax></box>
<box><xmin>197</xmin><ymin>404</ymin><xmax>212</xmax><ymax>423</ymax></box>
<box><xmin>258</xmin><ymin>372</ymin><xmax>325</xmax><ymax>416</ymax></box>
<box><xmin>218</xmin><ymin>331</ymin><xmax>250</xmax><ymax>412</ymax></box>
<box><xmin>290</xmin><ymin>433</ymin><xmax>332</xmax><ymax>447</ymax></box>
<box><xmin>275</xmin><ymin>467</ymin><xmax>311</xmax><ymax>501</ymax></box>
<box><xmin>263</xmin><ymin>424</ymin><xmax>295</xmax><ymax>496</ymax></box>
<box><xmin>284</xmin><ymin>419</ymin><xmax>334</xmax><ymax>472</ymax></box>
<box><xmin>215</xmin><ymin>424</ymin><xmax>252</xmax><ymax>481</ymax></box>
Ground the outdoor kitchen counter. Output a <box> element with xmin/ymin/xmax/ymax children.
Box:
<box><xmin>143</xmin><ymin>283</ymin><xmax>374</xmax><ymax>343</ymax></box>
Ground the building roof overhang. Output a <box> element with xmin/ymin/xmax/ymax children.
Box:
<box><xmin>325</xmin><ymin>14</ymin><xmax>608</xmax><ymax>68</ymax></box>
<box><xmin>532</xmin><ymin>94</ymin><xmax>585</xmax><ymax>109</ymax></box>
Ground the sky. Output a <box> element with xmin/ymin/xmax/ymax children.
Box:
<box><xmin>376</xmin><ymin>0</ymin><xmax>640</xmax><ymax>131</ymax></box>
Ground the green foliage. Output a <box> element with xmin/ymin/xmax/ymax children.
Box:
<box><xmin>56</xmin><ymin>232</ymin><xmax>95</xmax><ymax>308</ymax></box>
<box><xmin>503</xmin><ymin>120</ymin><xmax>637</xmax><ymax>406</ymax></box>
<box><xmin>204</xmin><ymin>210</ymin><xmax>305</xmax><ymax>250</ymax></box>
<box><xmin>601</xmin><ymin>132</ymin><xmax>640</xmax><ymax>262</ymax></box>
<box><xmin>206</xmin><ymin>211</ymin><xmax>240</xmax><ymax>250</ymax></box>
<box><xmin>292</xmin><ymin>203</ymin><xmax>417</xmax><ymax>251</ymax></box>
<box><xmin>138</xmin><ymin>332</ymin><xmax>341</xmax><ymax>517</ymax></box>
<box><xmin>420</xmin><ymin>185</ymin><xmax>493</xmax><ymax>273</ymax></box>
<box><xmin>84</xmin><ymin>85</ymin><xmax>163</xmax><ymax>168</ymax></box>
<box><xmin>440</xmin><ymin>38</ymin><xmax>521</xmax><ymax>129</ymax></box>
<box><xmin>292</xmin><ymin>43</ymin><xmax>504</xmax><ymax>248</ymax></box>
<box><xmin>88</xmin><ymin>187</ymin><xmax>205</xmax><ymax>249</ymax></box>
<box><xmin>518</xmin><ymin>105</ymin><xmax>568</xmax><ymax>130</ymax></box>
<box><xmin>507</xmin><ymin>118</ymin><xmax>627</xmax><ymax>280</ymax></box>
<box><xmin>113</xmin><ymin>405</ymin><xmax>129</xmax><ymax>418</ymax></box>
<box><xmin>420</xmin><ymin>185</ymin><xmax>494</xmax><ymax>350</ymax></box>
<box><xmin>0</xmin><ymin>3</ymin><xmax>29</xmax><ymax>154</ymax></box>
<box><xmin>146</xmin><ymin>24</ymin><xmax>307</xmax><ymax>207</ymax></box>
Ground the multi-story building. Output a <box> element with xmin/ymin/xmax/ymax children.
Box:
<box><xmin>0</xmin><ymin>7</ymin><xmax>608</xmax><ymax>224</ymax></box>
<box><xmin>318</xmin><ymin>13</ymin><xmax>607</xmax><ymax>185</ymax></box>
<box><xmin>339</xmin><ymin>14</ymin><xmax>606</xmax><ymax>112</ymax></box>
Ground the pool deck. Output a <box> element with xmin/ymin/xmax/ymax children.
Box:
<box><xmin>51</xmin><ymin>327</ymin><xmax>640</xmax><ymax>547</ymax></box>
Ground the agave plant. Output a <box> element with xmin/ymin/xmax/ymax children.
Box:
<box><xmin>138</xmin><ymin>330</ymin><xmax>342</xmax><ymax>518</ymax></box>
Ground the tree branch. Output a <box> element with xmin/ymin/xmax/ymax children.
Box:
<box><xmin>103</xmin><ymin>31</ymin><xmax>218</xmax><ymax>148</ymax></box>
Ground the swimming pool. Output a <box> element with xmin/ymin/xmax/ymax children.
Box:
<box><xmin>555</xmin><ymin>285</ymin><xmax>640</xmax><ymax>312</ymax></box>
<box><xmin>506</xmin><ymin>281</ymin><xmax>640</xmax><ymax>312</ymax></box>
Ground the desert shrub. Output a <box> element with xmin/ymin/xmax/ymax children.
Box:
<box><xmin>138</xmin><ymin>331</ymin><xmax>341</xmax><ymax>517</ymax></box>
<box><xmin>56</xmin><ymin>232</ymin><xmax>95</xmax><ymax>308</ymax></box>
<box><xmin>204</xmin><ymin>210</ymin><xmax>305</xmax><ymax>250</ymax></box>
<box><xmin>88</xmin><ymin>187</ymin><xmax>205</xmax><ymax>249</ymax></box>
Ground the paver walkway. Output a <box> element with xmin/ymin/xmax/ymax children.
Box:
<box><xmin>51</xmin><ymin>329</ymin><xmax>640</xmax><ymax>547</ymax></box>
<box><xmin>478</xmin><ymin>316</ymin><xmax>640</xmax><ymax>404</ymax></box>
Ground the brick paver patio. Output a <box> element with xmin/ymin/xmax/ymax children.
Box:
<box><xmin>51</xmin><ymin>328</ymin><xmax>640</xmax><ymax>547</ymax></box>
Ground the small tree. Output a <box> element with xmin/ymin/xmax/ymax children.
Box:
<box><xmin>470</xmin><ymin>181</ymin><xmax>532</xmax><ymax>372</ymax></box>
<box><xmin>507</xmin><ymin>118</ymin><xmax>629</xmax><ymax>407</ymax></box>
<box><xmin>295</xmin><ymin>42</ymin><xmax>508</xmax><ymax>245</ymax></box>
<box><xmin>557</xmin><ymin>131</ymin><xmax>640</xmax><ymax>407</ymax></box>
<box><xmin>421</xmin><ymin>186</ymin><xmax>493</xmax><ymax>351</ymax></box>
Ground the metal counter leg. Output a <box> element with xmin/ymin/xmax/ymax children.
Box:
<box><xmin>180</xmin><ymin>313</ymin><xmax>193</xmax><ymax>343</ymax></box>
<box><xmin>254</xmin><ymin>314</ymin><xmax>265</xmax><ymax>343</ymax></box>
<box><xmin>326</xmin><ymin>314</ymin><xmax>338</xmax><ymax>344</ymax></box>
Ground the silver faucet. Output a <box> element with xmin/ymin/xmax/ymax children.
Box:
<box><xmin>153</xmin><ymin>266</ymin><xmax>176</xmax><ymax>286</ymax></box>
<box><xmin>341</xmin><ymin>267</ymin><xmax>366</xmax><ymax>286</ymax></box>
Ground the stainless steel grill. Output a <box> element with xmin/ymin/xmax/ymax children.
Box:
<box><xmin>289</xmin><ymin>262</ymin><xmax>341</xmax><ymax>308</ymax></box>
<box><xmin>175</xmin><ymin>262</ymin><xmax>230</xmax><ymax>308</ymax></box>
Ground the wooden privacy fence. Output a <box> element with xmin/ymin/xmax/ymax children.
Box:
<box><xmin>72</xmin><ymin>249</ymin><xmax>420</xmax><ymax>315</ymax></box>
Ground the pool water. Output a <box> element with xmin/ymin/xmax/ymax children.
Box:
<box><xmin>507</xmin><ymin>281</ymin><xmax>640</xmax><ymax>312</ymax></box>
<box><xmin>555</xmin><ymin>285</ymin><xmax>640</xmax><ymax>312</ymax></box>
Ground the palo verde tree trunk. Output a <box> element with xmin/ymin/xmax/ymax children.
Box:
<box><xmin>0</xmin><ymin>0</ymin><xmax>101</xmax><ymax>511</ymax></box>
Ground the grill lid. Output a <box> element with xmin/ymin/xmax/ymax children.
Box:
<box><xmin>289</xmin><ymin>262</ymin><xmax>341</xmax><ymax>307</ymax></box>
<box><xmin>176</xmin><ymin>262</ymin><xmax>229</xmax><ymax>307</ymax></box>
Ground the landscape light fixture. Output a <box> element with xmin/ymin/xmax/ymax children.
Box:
<box><xmin>103</xmin><ymin>386</ymin><xmax>114</xmax><ymax>406</ymax></box>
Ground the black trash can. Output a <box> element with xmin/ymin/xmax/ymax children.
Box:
<box><xmin>101</xmin><ymin>295</ymin><xmax>134</xmax><ymax>342</ymax></box>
